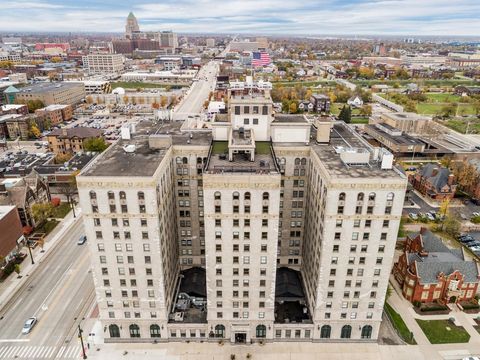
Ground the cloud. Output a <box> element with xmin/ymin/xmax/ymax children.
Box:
<box><xmin>0</xmin><ymin>0</ymin><xmax>479</xmax><ymax>35</ymax></box>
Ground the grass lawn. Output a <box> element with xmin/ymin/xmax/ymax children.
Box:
<box><xmin>256</xmin><ymin>141</ymin><xmax>271</xmax><ymax>154</ymax></box>
<box><xmin>425</xmin><ymin>93</ymin><xmax>461</xmax><ymax>102</ymax></box>
<box><xmin>351</xmin><ymin>117</ymin><xmax>369</xmax><ymax>124</ymax></box>
<box><xmin>330</xmin><ymin>103</ymin><xmax>362</xmax><ymax>116</ymax></box>
<box><xmin>444</xmin><ymin>118</ymin><xmax>480</xmax><ymax>134</ymax></box>
<box><xmin>52</xmin><ymin>203</ymin><xmax>71</xmax><ymax>218</ymax></box>
<box><xmin>36</xmin><ymin>220</ymin><xmax>60</xmax><ymax>236</ymax></box>
<box><xmin>416</xmin><ymin>319</ymin><xmax>470</xmax><ymax>344</ymax></box>
<box><xmin>384</xmin><ymin>302</ymin><xmax>417</xmax><ymax>345</ymax></box>
<box><xmin>212</xmin><ymin>141</ymin><xmax>228</xmax><ymax>154</ymax></box>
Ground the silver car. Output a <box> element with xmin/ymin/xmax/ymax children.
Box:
<box><xmin>22</xmin><ymin>317</ymin><xmax>37</xmax><ymax>334</ymax></box>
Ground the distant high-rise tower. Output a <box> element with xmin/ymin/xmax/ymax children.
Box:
<box><xmin>125</xmin><ymin>12</ymin><xmax>140</xmax><ymax>39</ymax></box>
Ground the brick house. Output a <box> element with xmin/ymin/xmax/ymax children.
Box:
<box><xmin>409</xmin><ymin>164</ymin><xmax>456</xmax><ymax>201</ymax></box>
<box><xmin>47</xmin><ymin>127</ymin><xmax>103</xmax><ymax>155</ymax></box>
<box><xmin>393</xmin><ymin>228</ymin><xmax>479</xmax><ymax>305</ymax></box>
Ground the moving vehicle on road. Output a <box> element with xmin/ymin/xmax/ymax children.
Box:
<box><xmin>22</xmin><ymin>317</ymin><xmax>37</xmax><ymax>334</ymax></box>
<box><xmin>77</xmin><ymin>235</ymin><xmax>87</xmax><ymax>245</ymax></box>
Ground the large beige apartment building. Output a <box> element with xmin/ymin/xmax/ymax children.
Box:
<box><xmin>15</xmin><ymin>82</ymin><xmax>85</xmax><ymax>106</ymax></box>
<box><xmin>77</xmin><ymin>87</ymin><xmax>407</xmax><ymax>344</ymax></box>
<box><xmin>82</xmin><ymin>54</ymin><xmax>125</xmax><ymax>74</ymax></box>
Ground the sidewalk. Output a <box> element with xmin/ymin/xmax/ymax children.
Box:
<box><xmin>0</xmin><ymin>207</ymin><xmax>82</xmax><ymax>310</ymax></box>
<box><xmin>388</xmin><ymin>275</ymin><xmax>480</xmax><ymax>346</ymax></box>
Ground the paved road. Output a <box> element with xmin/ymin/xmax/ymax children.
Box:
<box><xmin>0</xmin><ymin>217</ymin><xmax>95</xmax><ymax>359</ymax></box>
<box><xmin>174</xmin><ymin>60</ymin><xmax>219</xmax><ymax>116</ymax></box>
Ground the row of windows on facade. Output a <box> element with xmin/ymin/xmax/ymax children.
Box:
<box><xmin>95</xmin><ymin>230</ymin><xmax>149</xmax><ymax>240</ymax></box>
<box><xmin>331</xmin><ymin>256</ymin><xmax>385</xmax><ymax>268</ymax></box>
<box><xmin>92</xmin><ymin>204</ymin><xmax>146</xmax><ymax>214</ymax></box>
<box><xmin>214</xmin><ymin>244</ymin><xmax>268</xmax><ymax>253</ymax></box>
<box><xmin>90</xmin><ymin>190</ymin><xmax>145</xmax><ymax>200</ymax></box>
<box><xmin>107</xmin><ymin>324</ymin><xmax>373</xmax><ymax>340</ymax></box>
<box><xmin>101</xmin><ymin>266</ymin><xmax>153</xmax><ymax>277</ymax></box>
<box><xmin>215</xmin><ymin>256</ymin><xmax>269</xmax><ymax>265</ymax></box>
<box><xmin>214</xmin><ymin>267</ymin><xmax>268</xmax><ymax>276</ymax></box>
<box><xmin>234</xmin><ymin>105</ymin><xmax>269</xmax><ymax>115</ymax></box>
<box><xmin>336</xmin><ymin>219</ymin><xmax>391</xmax><ymax>228</ymax></box>
<box><xmin>99</xmin><ymin>255</ymin><xmax>151</xmax><ymax>265</ymax></box>
<box><xmin>324</xmin><ymin>287</ymin><xmax>381</xmax><ymax>300</ymax></box>
<box><xmin>94</xmin><ymin>218</ymin><xmax>148</xmax><ymax>227</ymax></box>
<box><xmin>214</xmin><ymin>231</ymin><xmax>270</xmax><ymax>240</ymax></box>
<box><xmin>338</xmin><ymin>192</ymin><xmax>395</xmax><ymax>202</ymax></box>
<box><xmin>331</xmin><ymin>244</ymin><xmax>386</xmax><ymax>254</ymax></box>
<box><xmin>104</xmin><ymin>288</ymin><xmax>155</xmax><ymax>299</ymax></box>
<box><xmin>97</xmin><ymin>243</ymin><xmax>151</xmax><ymax>252</ymax></box>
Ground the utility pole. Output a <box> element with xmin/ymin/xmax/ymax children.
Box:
<box><xmin>26</xmin><ymin>240</ymin><xmax>34</xmax><ymax>265</ymax></box>
<box><xmin>78</xmin><ymin>323</ymin><xmax>87</xmax><ymax>359</ymax></box>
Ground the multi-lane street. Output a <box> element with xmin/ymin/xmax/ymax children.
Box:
<box><xmin>0</xmin><ymin>216</ymin><xmax>94</xmax><ymax>359</ymax></box>
<box><xmin>174</xmin><ymin>60</ymin><xmax>219</xmax><ymax>116</ymax></box>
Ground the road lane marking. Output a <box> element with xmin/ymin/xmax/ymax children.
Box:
<box><xmin>45</xmin><ymin>346</ymin><xmax>56</xmax><ymax>358</ymax></box>
<box><xmin>0</xmin><ymin>346</ymin><xmax>9</xmax><ymax>357</ymax></box>
<box><xmin>56</xmin><ymin>346</ymin><xmax>65</xmax><ymax>358</ymax></box>
<box><xmin>25</xmin><ymin>346</ymin><xmax>36</xmax><ymax>358</ymax></box>
<box><xmin>0</xmin><ymin>339</ymin><xmax>29</xmax><ymax>342</ymax></box>
<box><xmin>17</xmin><ymin>346</ymin><xmax>30</xmax><ymax>357</ymax></box>
<box><xmin>31</xmin><ymin>346</ymin><xmax>42</xmax><ymax>358</ymax></box>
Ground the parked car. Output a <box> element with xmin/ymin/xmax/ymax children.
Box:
<box><xmin>468</xmin><ymin>246</ymin><xmax>480</xmax><ymax>252</ymax></box>
<box><xmin>425</xmin><ymin>213</ymin><xmax>436</xmax><ymax>221</ymax></box>
<box><xmin>472</xmin><ymin>212</ymin><xmax>480</xmax><ymax>218</ymax></box>
<box><xmin>408</xmin><ymin>213</ymin><xmax>418</xmax><ymax>220</ymax></box>
<box><xmin>77</xmin><ymin>235</ymin><xmax>87</xmax><ymax>245</ymax></box>
<box><xmin>22</xmin><ymin>317</ymin><xmax>37</xmax><ymax>334</ymax></box>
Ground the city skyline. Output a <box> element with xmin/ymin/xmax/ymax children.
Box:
<box><xmin>1</xmin><ymin>0</ymin><xmax>480</xmax><ymax>36</ymax></box>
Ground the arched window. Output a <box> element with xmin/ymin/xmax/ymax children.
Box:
<box><xmin>280</xmin><ymin>158</ymin><xmax>286</xmax><ymax>165</ymax></box>
<box><xmin>294</xmin><ymin>158</ymin><xmax>301</xmax><ymax>165</ymax></box>
<box><xmin>109</xmin><ymin>324</ymin><xmax>120</xmax><ymax>338</ymax></box>
<box><xmin>256</xmin><ymin>325</ymin><xmax>266</xmax><ymax>338</ymax></box>
<box><xmin>107</xmin><ymin>191</ymin><xmax>115</xmax><ymax>200</ymax></box>
<box><xmin>150</xmin><ymin>324</ymin><xmax>161</xmax><ymax>338</ymax></box>
<box><xmin>262</xmin><ymin>192</ymin><xmax>269</xmax><ymax>200</ymax></box>
<box><xmin>233</xmin><ymin>192</ymin><xmax>240</xmax><ymax>200</ymax></box>
<box><xmin>197</xmin><ymin>157</ymin><xmax>203</xmax><ymax>164</ymax></box>
<box><xmin>119</xmin><ymin>191</ymin><xmax>126</xmax><ymax>200</ymax></box>
<box><xmin>214</xmin><ymin>192</ymin><xmax>221</xmax><ymax>200</ymax></box>
<box><xmin>215</xmin><ymin>324</ymin><xmax>225</xmax><ymax>338</ymax></box>
<box><xmin>137</xmin><ymin>191</ymin><xmax>145</xmax><ymax>200</ymax></box>
<box><xmin>357</xmin><ymin>192</ymin><xmax>364</xmax><ymax>201</ymax></box>
<box><xmin>339</xmin><ymin>192</ymin><xmax>346</xmax><ymax>201</ymax></box>
<box><xmin>340</xmin><ymin>325</ymin><xmax>352</xmax><ymax>339</ymax></box>
<box><xmin>176</xmin><ymin>157</ymin><xmax>182</xmax><ymax>164</ymax></box>
<box><xmin>320</xmin><ymin>325</ymin><xmax>331</xmax><ymax>339</ymax></box>
<box><xmin>182</xmin><ymin>157</ymin><xmax>188</xmax><ymax>164</ymax></box>
<box><xmin>361</xmin><ymin>325</ymin><xmax>372</xmax><ymax>339</ymax></box>
<box><xmin>368</xmin><ymin>192</ymin><xmax>376</xmax><ymax>201</ymax></box>
<box><xmin>386</xmin><ymin>192</ymin><xmax>395</xmax><ymax>201</ymax></box>
<box><xmin>89</xmin><ymin>191</ymin><xmax>97</xmax><ymax>200</ymax></box>
<box><xmin>129</xmin><ymin>324</ymin><xmax>140</xmax><ymax>338</ymax></box>
<box><xmin>301</xmin><ymin>158</ymin><xmax>307</xmax><ymax>165</ymax></box>
<box><xmin>244</xmin><ymin>192</ymin><xmax>251</xmax><ymax>200</ymax></box>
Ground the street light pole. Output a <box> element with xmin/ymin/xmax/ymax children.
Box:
<box><xmin>78</xmin><ymin>323</ymin><xmax>87</xmax><ymax>359</ymax></box>
<box><xmin>26</xmin><ymin>240</ymin><xmax>34</xmax><ymax>265</ymax></box>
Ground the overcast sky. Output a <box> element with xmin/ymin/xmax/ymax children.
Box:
<box><xmin>1</xmin><ymin>0</ymin><xmax>480</xmax><ymax>35</ymax></box>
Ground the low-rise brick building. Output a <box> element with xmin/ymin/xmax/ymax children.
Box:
<box><xmin>0</xmin><ymin>205</ymin><xmax>24</xmax><ymax>267</ymax></box>
<box><xmin>393</xmin><ymin>228</ymin><xmax>479</xmax><ymax>305</ymax></box>
<box><xmin>409</xmin><ymin>163</ymin><xmax>457</xmax><ymax>201</ymax></box>
<box><xmin>35</xmin><ymin>104</ymin><xmax>73</xmax><ymax>126</ymax></box>
<box><xmin>47</xmin><ymin>127</ymin><xmax>103</xmax><ymax>155</ymax></box>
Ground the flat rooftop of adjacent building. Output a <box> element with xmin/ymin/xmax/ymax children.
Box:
<box><xmin>382</xmin><ymin>112</ymin><xmax>430</xmax><ymax>121</ymax></box>
<box><xmin>272</xmin><ymin>114</ymin><xmax>308</xmax><ymax>124</ymax></box>
<box><xmin>0</xmin><ymin>205</ymin><xmax>16</xmax><ymax>221</ymax></box>
<box><xmin>312</xmin><ymin>122</ymin><xmax>405</xmax><ymax>179</ymax></box>
<box><xmin>207</xmin><ymin>140</ymin><xmax>277</xmax><ymax>174</ymax></box>
<box><xmin>81</xmin><ymin>120</ymin><xmax>211</xmax><ymax>177</ymax></box>
<box><xmin>365</xmin><ymin>124</ymin><xmax>425</xmax><ymax>146</ymax></box>
<box><xmin>17</xmin><ymin>82</ymin><xmax>82</xmax><ymax>94</ymax></box>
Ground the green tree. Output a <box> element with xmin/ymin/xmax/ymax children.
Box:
<box><xmin>25</xmin><ymin>100</ymin><xmax>45</xmax><ymax>113</ymax></box>
<box><xmin>444</xmin><ymin>214</ymin><xmax>461</xmax><ymax>237</ymax></box>
<box><xmin>338</xmin><ymin>105</ymin><xmax>352</xmax><ymax>123</ymax></box>
<box><xmin>14</xmin><ymin>264</ymin><xmax>21</xmax><ymax>276</ymax></box>
<box><xmin>440</xmin><ymin>103</ymin><xmax>458</xmax><ymax>118</ymax></box>
<box><xmin>83</xmin><ymin>137</ymin><xmax>109</xmax><ymax>152</ymax></box>
<box><xmin>288</xmin><ymin>101</ymin><xmax>297</xmax><ymax>114</ymax></box>
<box><xmin>359</xmin><ymin>104</ymin><xmax>372</xmax><ymax>117</ymax></box>
<box><xmin>31</xmin><ymin>203</ymin><xmax>54</xmax><ymax>226</ymax></box>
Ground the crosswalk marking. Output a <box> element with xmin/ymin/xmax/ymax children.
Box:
<box><xmin>0</xmin><ymin>345</ymin><xmax>83</xmax><ymax>359</ymax></box>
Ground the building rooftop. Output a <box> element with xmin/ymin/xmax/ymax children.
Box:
<box><xmin>17</xmin><ymin>82</ymin><xmax>82</xmax><ymax>94</ymax></box>
<box><xmin>365</xmin><ymin>124</ymin><xmax>425</xmax><ymax>146</ymax></box>
<box><xmin>312</xmin><ymin>122</ymin><xmax>405</xmax><ymax>180</ymax></box>
<box><xmin>48</xmin><ymin>127</ymin><xmax>103</xmax><ymax>139</ymax></box>
<box><xmin>81</xmin><ymin>120</ymin><xmax>211</xmax><ymax>178</ymax></box>
<box><xmin>0</xmin><ymin>205</ymin><xmax>15</xmax><ymax>221</ymax></box>
<box><xmin>272</xmin><ymin>114</ymin><xmax>308</xmax><ymax>124</ymax></box>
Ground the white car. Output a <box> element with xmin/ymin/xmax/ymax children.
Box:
<box><xmin>22</xmin><ymin>317</ymin><xmax>37</xmax><ymax>334</ymax></box>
